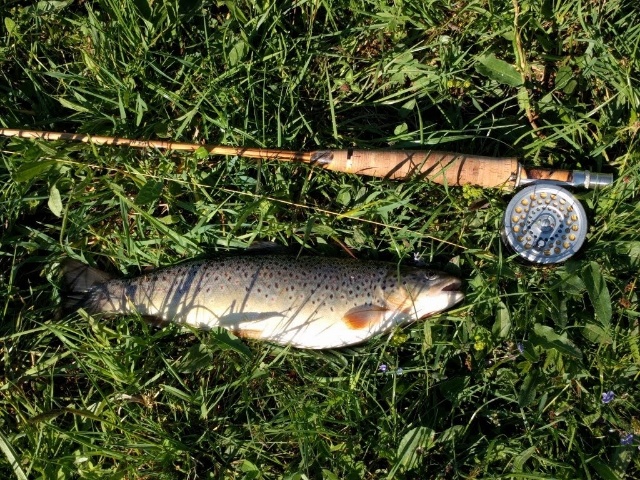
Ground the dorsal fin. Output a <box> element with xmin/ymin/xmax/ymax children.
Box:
<box><xmin>245</xmin><ymin>241</ymin><xmax>290</xmax><ymax>255</ymax></box>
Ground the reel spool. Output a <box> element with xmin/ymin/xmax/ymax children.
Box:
<box><xmin>501</xmin><ymin>184</ymin><xmax>588</xmax><ymax>264</ymax></box>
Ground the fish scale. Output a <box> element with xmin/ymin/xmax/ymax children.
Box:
<box><xmin>63</xmin><ymin>255</ymin><xmax>464</xmax><ymax>349</ymax></box>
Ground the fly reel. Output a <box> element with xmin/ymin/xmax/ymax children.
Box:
<box><xmin>501</xmin><ymin>183</ymin><xmax>588</xmax><ymax>264</ymax></box>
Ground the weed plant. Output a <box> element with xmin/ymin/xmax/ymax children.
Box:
<box><xmin>1</xmin><ymin>0</ymin><xmax>639</xmax><ymax>478</ymax></box>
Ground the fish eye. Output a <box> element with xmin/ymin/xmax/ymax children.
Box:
<box><xmin>424</xmin><ymin>270</ymin><xmax>437</xmax><ymax>280</ymax></box>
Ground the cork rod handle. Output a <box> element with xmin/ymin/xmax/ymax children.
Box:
<box><xmin>314</xmin><ymin>149</ymin><xmax>521</xmax><ymax>188</ymax></box>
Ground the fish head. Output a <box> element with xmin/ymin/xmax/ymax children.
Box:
<box><xmin>383</xmin><ymin>268</ymin><xmax>464</xmax><ymax>319</ymax></box>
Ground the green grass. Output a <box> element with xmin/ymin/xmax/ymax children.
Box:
<box><xmin>1</xmin><ymin>0</ymin><xmax>639</xmax><ymax>478</ymax></box>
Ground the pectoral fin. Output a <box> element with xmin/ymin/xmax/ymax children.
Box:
<box><xmin>342</xmin><ymin>305</ymin><xmax>389</xmax><ymax>330</ymax></box>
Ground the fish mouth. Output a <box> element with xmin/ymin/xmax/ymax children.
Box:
<box><xmin>441</xmin><ymin>279</ymin><xmax>462</xmax><ymax>292</ymax></box>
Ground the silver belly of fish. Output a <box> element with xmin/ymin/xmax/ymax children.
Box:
<box><xmin>66</xmin><ymin>255</ymin><xmax>464</xmax><ymax>349</ymax></box>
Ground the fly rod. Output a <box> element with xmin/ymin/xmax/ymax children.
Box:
<box><xmin>1</xmin><ymin>128</ymin><xmax>614</xmax><ymax>264</ymax></box>
<box><xmin>0</xmin><ymin>128</ymin><xmax>612</xmax><ymax>190</ymax></box>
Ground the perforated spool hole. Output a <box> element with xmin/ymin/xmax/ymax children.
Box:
<box><xmin>501</xmin><ymin>184</ymin><xmax>588</xmax><ymax>264</ymax></box>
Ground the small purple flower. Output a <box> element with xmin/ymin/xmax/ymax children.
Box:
<box><xmin>379</xmin><ymin>364</ymin><xmax>388</xmax><ymax>373</ymax></box>
<box><xmin>621</xmin><ymin>433</ymin><xmax>634</xmax><ymax>446</ymax></box>
<box><xmin>602</xmin><ymin>391</ymin><xmax>615</xmax><ymax>404</ymax></box>
<box><xmin>517</xmin><ymin>343</ymin><xmax>524</xmax><ymax>354</ymax></box>
<box><xmin>396</xmin><ymin>367</ymin><xmax>404</xmax><ymax>376</ymax></box>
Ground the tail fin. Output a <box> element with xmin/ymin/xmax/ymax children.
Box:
<box><xmin>60</xmin><ymin>259</ymin><xmax>113</xmax><ymax>313</ymax></box>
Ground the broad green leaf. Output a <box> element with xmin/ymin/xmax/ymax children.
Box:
<box><xmin>437</xmin><ymin>425</ymin><xmax>464</xmax><ymax>443</ymax></box>
<box><xmin>282</xmin><ymin>473</ymin><xmax>303</xmax><ymax>480</ymax></box>
<box><xmin>399</xmin><ymin>98</ymin><xmax>416</xmax><ymax>117</ymax></box>
<box><xmin>513</xmin><ymin>445</ymin><xmax>537</xmax><ymax>471</ymax></box>
<box><xmin>612</xmin><ymin>444</ymin><xmax>635</xmax><ymax>478</ymax></box>
<box><xmin>57</xmin><ymin>97</ymin><xmax>90</xmax><ymax>113</ymax></box>
<box><xmin>549</xmin><ymin>293</ymin><xmax>568</xmax><ymax>327</ymax></box>
<box><xmin>229</xmin><ymin>40</ymin><xmax>246</xmax><ymax>67</ymax></box>
<box><xmin>395</xmin><ymin>426</ymin><xmax>436</xmax><ymax>471</ymax></box>
<box><xmin>48</xmin><ymin>184</ymin><xmax>63</xmax><ymax>217</ymax></box>
<box><xmin>4</xmin><ymin>17</ymin><xmax>16</xmax><ymax>35</ymax></box>
<box><xmin>583</xmin><ymin>261</ymin><xmax>612</xmax><ymax>326</ymax></box>
<box><xmin>336</xmin><ymin>190</ymin><xmax>351</xmax><ymax>206</ymax></box>
<box><xmin>556</xmin><ymin>268</ymin><xmax>586</xmax><ymax>295</ymax></box>
<box><xmin>158</xmin><ymin>215</ymin><xmax>180</xmax><ymax>225</ymax></box>
<box><xmin>134</xmin><ymin>180</ymin><xmax>163</xmax><ymax>206</ymax></box>
<box><xmin>590</xmin><ymin>458</ymin><xmax>623</xmax><ymax>480</ymax></box>
<box><xmin>13</xmin><ymin>160</ymin><xmax>56</xmax><ymax>182</ymax></box>
<box><xmin>210</xmin><ymin>328</ymin><xmax>252</xmax><ymax>358</ymax></box>
<box><xmin>240</xmin><ymin>460</ymin><xmax>259</xmax><ymax>473</ymax></box>
<box><xmin>518</xmin><ymin>371</ymin><xmax>539</xmax><ymax>407</ymax></box>
<box><xmin>476</xmin><ymin>54</ymin><xmax>523</xmax><ymax>87</ymax></box>
<box><xmin>521</xmin><ymin>341</ymin><xmax>540</xmax><ymax>362</ymax></box>
<box><xmin>555</xmin><ymin>65</ymin><xmax>578</xmax><ymax>94</ymax></box>
<box><xmin>322</xmin><ymin>470</ymin><xmax>340</xmax><ymax>480</ymax></box>
<box><xmin>517</xmin><ymin>86</ymin><xmax>531</xmax><ymax>113</ymax></box>
<box><xmin>492</xmin><ymin>301</ymin><xmax>511</xmax><ymax>338</ymax></box>
<box><xmin>131</xmin><ymin>0</ymin><xmax>152</xmax><ymax>19</ymax></box>
<box><xmin>394</xmin><ymin>122</ymin><xmax>408</xmax><ymax>135</ymax></box>
<box><xmin>33</xmin><ymin>0</ymin><xmax>72</xmax><ymax>12</ymax></box>
<box><xmin>194</xmin><ymin>146</ymin><xmax>209</xmax><ymax>159</ymax></box>
<box><xmin>439</xmin><ymin>377</ymin><xmax>470</xmax><ymax>401</ymax></box>
<box><xmin>582</xmin><ymin>322</ymin><xmax>612</xmax><ymax>344</ymax></box>
<box><xmin>176</xmin><ymin>344</ymin><xmax>213</xmax><ymax>373</ymax></box>
<box><xmin>532</xmin><ymin>324</ymin><xmax>582</xmax><ymax>359</ymax></box>
<box><xmin>616</xmin><ymin>241</ymin><xmax>640</xmax><ymax>267</ymax></box>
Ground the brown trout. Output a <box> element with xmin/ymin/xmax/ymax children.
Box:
<box><xmin>62</xmin><ymin>255</ymin><xmax>464</xmax><ymax>349</ymax></box>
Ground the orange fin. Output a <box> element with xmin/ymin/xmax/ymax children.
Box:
<box><xmin>342</xmin><ymin>305</ymin><xmax>388</xmax><ymax>330</ymax></box>
<box><xmin>232</xmin><ymin>328</ymin><xmax>264</xmax><ymax>340</ymax></box>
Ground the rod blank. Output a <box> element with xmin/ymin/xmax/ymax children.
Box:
<box><xmin>0</xmin><ymin>128</ymin><xmax>612</xmax><ymax>190</ymax></box>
